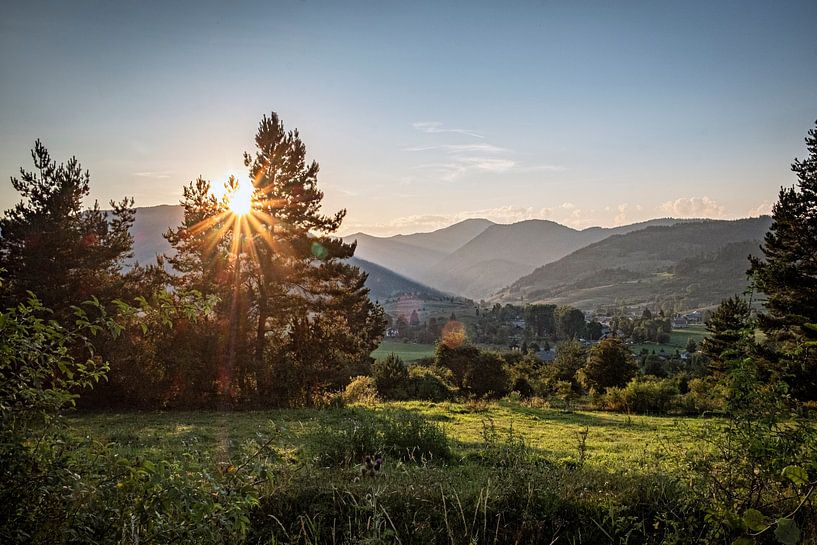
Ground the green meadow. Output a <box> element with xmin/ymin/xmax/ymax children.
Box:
<box><xmin>68</xmin><ymin>400</ymin><xmax>711</xmax><ymax>471</ymax></box>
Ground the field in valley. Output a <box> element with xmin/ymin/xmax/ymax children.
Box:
<box><xmin>371</xmin><ymin>339</ymin><xmax>437</xmax><ymax>361</ymax></box>
<box><xmin>629</xmin><ymin>324</ymin><xmax>708</xmax><ymax>354</ymax></box>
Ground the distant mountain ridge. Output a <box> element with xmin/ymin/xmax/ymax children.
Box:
<box><xmin>123</xmin><ymin>204</ymin><xmax>772</xmax><ymax>310</ymax></box>
<box><xmin>494</xmin><ymin>217</ymin><xmax>772</xmax><ymax>310</ymax></box>
<box><xmin>422</xmin><ymin>218</ymin><xmax>688</xmax><ymax>298</ymax></box>
<box><xmin>127</xmin><ymin>204</ymin><xmax>184</xmax><ymax>267</ymax></box>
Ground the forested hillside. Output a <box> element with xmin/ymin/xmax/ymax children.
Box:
<box><xmin>497</xmin><ymin>217</ymin><xmax>772</xmax><ymax>309</ymax></box>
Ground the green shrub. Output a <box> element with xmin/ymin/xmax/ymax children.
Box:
<box><xmin>342</xmin><ymin>375</ymin><xmax>379</xmax><ymax>405</ymax></box>
<box><xmin>436</xmin><ymin>344</ymin><xmax>510</xmax><ymax>398</ymax></box>
<box><xmin>372</xmin><ymin>353</ymin><xmax>410</xmax><ymax>400</ymax></box>
<box><xmin>467</xmin><ymin>351</ymin><xmax>510</xmax><ymax>398</ymax></box>
<box><xmin>678</xmin><ymin>376</ymin><xmax>726</xmax><ymax>414</ymax></box>
<box><xmin>311</xmin><ymin>409</ymin><xmax>451</xmax><ymax>466</ymax></box>
<box><xmin>601</xmin><ymin>378</ymin><xmax>678</xmax><ymax>414</ymax></box>
<box><xmin>407</xmin><ymin>366</ymin><xmax>454</xmax><ymax>401</ymax></box>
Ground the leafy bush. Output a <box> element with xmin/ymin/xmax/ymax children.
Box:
<box><xmin>437</xmin><ymin>344</ymin><xmax>510</xmax><ymax>398</ymax></box>
<box><xmin>342</xmin><ymin>375</ymin><xmax>380</xmax><ymax>404</ymax></box>
<box><xmin>600</xmin><ymin>378</ymin><xmax>678</xmax><ymax>414</ymax></box>
<box><xmin>311</xmin><ymin>409</ymin><xmax>451</xmax><ymax>466</ymax></box>
<box><xmin>678</xmin><ymin>360</ymin><xmax>817</xmax><ymax>542</ymax></box>
<box><xmin>578</xmin><ymin>338</ymin><xmax>638</xmax><ymax>393</ymax></box>
<box><xmin>677</xmin><ymin>376</ymin><xmax>726</xmax><ymax>414</ymax></box>
<box><xmin>407</xmin><ymin>365</ymin><xmax>454</xmax><ymax>401</ymax></box>
<box><xmin>465</xmin><ymin>351</ymin><xmax>510</xmax><ymax>398</ymax></box>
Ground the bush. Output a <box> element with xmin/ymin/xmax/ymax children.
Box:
<box><xmin>677</xmin><ymin>376</ymin><xmax>726</xmax><ymax>414</ymax></box>
<box><xmin>466</xmin><ymin>351</ymin><xmax>510</xmax><ymax>398</ymax></box>
<box><xmin>342</xmin><ymin>376</ymin><xmax>379</xmax><ymax>405</ymax></box>
<box><xmin>372</xmin><ymin>353</ymin><xmax>410</xmax><ymax>400</ymax></box>
<box><xmin>311</xmin><ymin>409</ymin><xmax>451</xmax><ymax>466</ymax></box>
<box><xmin>407</xmin><ymin>366</ymin><xmax>454</xmax><ymax>401</ymax></box>
<box><xmin>436</xmin><ymin>344</ymin><xmax>509</xmax><ymax>398</ymax></box>
<box><xmin>601</xmin><ymin>378</ymin><xmax>678</xmax><ymax>414</ymax></box>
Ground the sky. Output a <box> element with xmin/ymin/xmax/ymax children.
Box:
<box><xmin>1</xmin><ymin>0</ymin><xmax>816</xmax><ymax>236</ymax></box>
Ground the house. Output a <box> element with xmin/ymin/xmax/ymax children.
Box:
<box><xmin>385</xmin><ymin>328</ymin><xmax>399</xmax><ymax>337</ymax></box>
<box><xmin>685</xmin><ymin>310</ymin><xmax>704</xmax><ymax>324</ymax></box>
<box><xmin>672</xmin><ymin>316</ymin><xmax>689</xmax><ymax>328</ymax></box>
<box><xmin>512</xmin><ymin>318</ymin><xmax>526</xmax><ymax>329</ymax></box>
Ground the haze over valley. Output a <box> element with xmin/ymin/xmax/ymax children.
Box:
<box><xmin>128</xmin><ymin>204</ymin><xmax>769</xmax><ymax>310</ymax></box>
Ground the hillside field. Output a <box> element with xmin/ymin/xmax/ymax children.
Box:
<box><xmin>371</xmin><ymin>339</ymin><xmax>437</xmax><ymax>361</ymax></box>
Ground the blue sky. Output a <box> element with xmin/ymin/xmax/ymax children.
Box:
<box><xmin>1</xmin><ymin>0</ymin><xmax>815</xmax><ymax>235</ymax></box>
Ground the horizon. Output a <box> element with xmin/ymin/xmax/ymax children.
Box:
<box><xmin>2</xmin><ymin>1</ymin><xmax>816</xmax><ymax>236</ymax></box>
<box><xmin>128</xmin><ymin>201</ymin><xmax>772</xmax><ymax>238</ymax></box>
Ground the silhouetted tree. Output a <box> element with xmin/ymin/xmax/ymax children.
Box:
<box><xmin>165</xmin><ymin>112</ymin><xmax>385</xmax><ymax>404</ymax></box>
<box><xmin>0</xmin><ymin>140</ymin><xmax>135</xmax><ymax>316</ymax></box>
<box><xmin>749</xmin><ymin>121</ymin><xmax>817</xmax><ymax>399</ymax></box>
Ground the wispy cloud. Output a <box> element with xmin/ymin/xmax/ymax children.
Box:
<box><xmin>133</xmin><ymin>170</ymin><xmax>172</xmax><ymax>179</ymax></box>
<box><xmin>407</xmin><ymin>125</ymin><xmax>565</xmax><ymax>182</ymax></box>
<box><xmin>412</xmin><ymin>121</ymin><xmax>484</xmax><ymax>139</ymax></box>
<box><xmin>404</xmin><ymin>143</ymin><xmax>507</xmax><ymax>153</ymax></box>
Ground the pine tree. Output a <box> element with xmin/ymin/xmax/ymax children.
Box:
<box><xmin>749</xmin><ymin>121</ymin><xmax>817</xmax><ymax>399</ymax></box>
<box><xmin>700</xmin><ymin>296</ymin><xmax>752</xmax><ymax>373</ymax></box>
<box><xmin>165</xmin><ymin>112</ymin><xmax>385</xmax><ymax>403</ymax></box>
<box><xmin>0</xmin><ymin>140</ymin><xmax>135</xmax><ymax>315</ymax></box>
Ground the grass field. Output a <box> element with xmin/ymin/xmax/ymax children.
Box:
<box><xmin>371</xmin><ymin>339</ymin><xmax>436</xmax><ymax>361</ymax></box>
<box><xmin>65</xmin><ymin>402</ymin><xmax>789</xmax><ymax>543</ymax></box>
<box><xmin>68</xmin><ymin>401</ymin><xmax>712</xmax><ymax>470</ymax></box>
<box><xmin>630</xmin><ymin>324</ymin><xmax>708</xmax><ymax>354</ymax></box>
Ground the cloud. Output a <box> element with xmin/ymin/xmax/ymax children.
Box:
<box><xmin>404</xmin><ymin>143</ymin><xmax>506</xmax><ymax>153</ymax></box>
<box><xmin>747</xmin><ymin>200</ymin><xmax>773</xmax><ymax>217</ymax></box>
<box><xmin>613</xmin><ymin>203</ymin><xmax>643</xmax><ymax>225</ymax></box>
<box><xmin>660</xmin><ymin>196</ymin><xmax>726</xmax><ymax>218</ymax></box>
<box><xmin>340</xmin><ymin>204</ymin><xmax>608</xmax><ymax>236</ymax></box>
<box><xmin>407</xmin><ymin>126</ymin><xmax>565</xmax><ymax>182</ymax></box>
<box><xmin>133</xmin><ymin>170</ymin><xmax>172</xmax><ymax>179</ymax></box>
<box><xmin>412</xmin><ymin>121</ymin><xmax>484</xmax><ymax>139</ymax></box>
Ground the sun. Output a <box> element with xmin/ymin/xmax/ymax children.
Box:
<box><xmin>227</xmin><ymin>182</ymin><xmax>253</xmax><ymax>216</ymax></box>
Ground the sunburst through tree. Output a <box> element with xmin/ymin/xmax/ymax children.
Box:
<box><xmin>164</xmin><ymin>112</ymin><xmax>385</xmax><ymax>405</ymax></box>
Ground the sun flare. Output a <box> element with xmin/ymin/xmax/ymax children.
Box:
<box><xmin>227</xmin><ymin>182</ymin><xmax>253</xmax><ymax>216</ymax></box>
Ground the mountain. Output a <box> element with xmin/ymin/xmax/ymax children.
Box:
<box><xmin>340</xmin><ymin>233</ymin><xmax>446</xmax><ymax>281</ymax></box>
<box><xmin>389</xmin><ymin>218</ymin><xmax>494</xmax><ymax>254</ymax></box>
<box><xmin>347</xmin><ymin>257</ymin><xmax>448</xmax><ymax>302</ymax></box>
<box><xmin>127</xmin><ymin>204</ymin><xmax>184</xmax><ymax>267</ymax></box>
<box><xmin>494</xmin><ymin>217</ymin><xmax>772</xmax><ymax>310</ymax></box>
<box><xmin>423</xmin><ymin>218</ymin><xmax>688</xmax><ymax>299</ymax></box>
<box><xmin>342</xmin><ymin>218</ymin><xmax>494</xmax><ymax>281</ymax></box>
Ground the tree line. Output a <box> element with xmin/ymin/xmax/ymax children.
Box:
<box><xmin>0</xmin><ymin>113</ymin><xmax>386</xmax><ymax>408</ymax></box>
